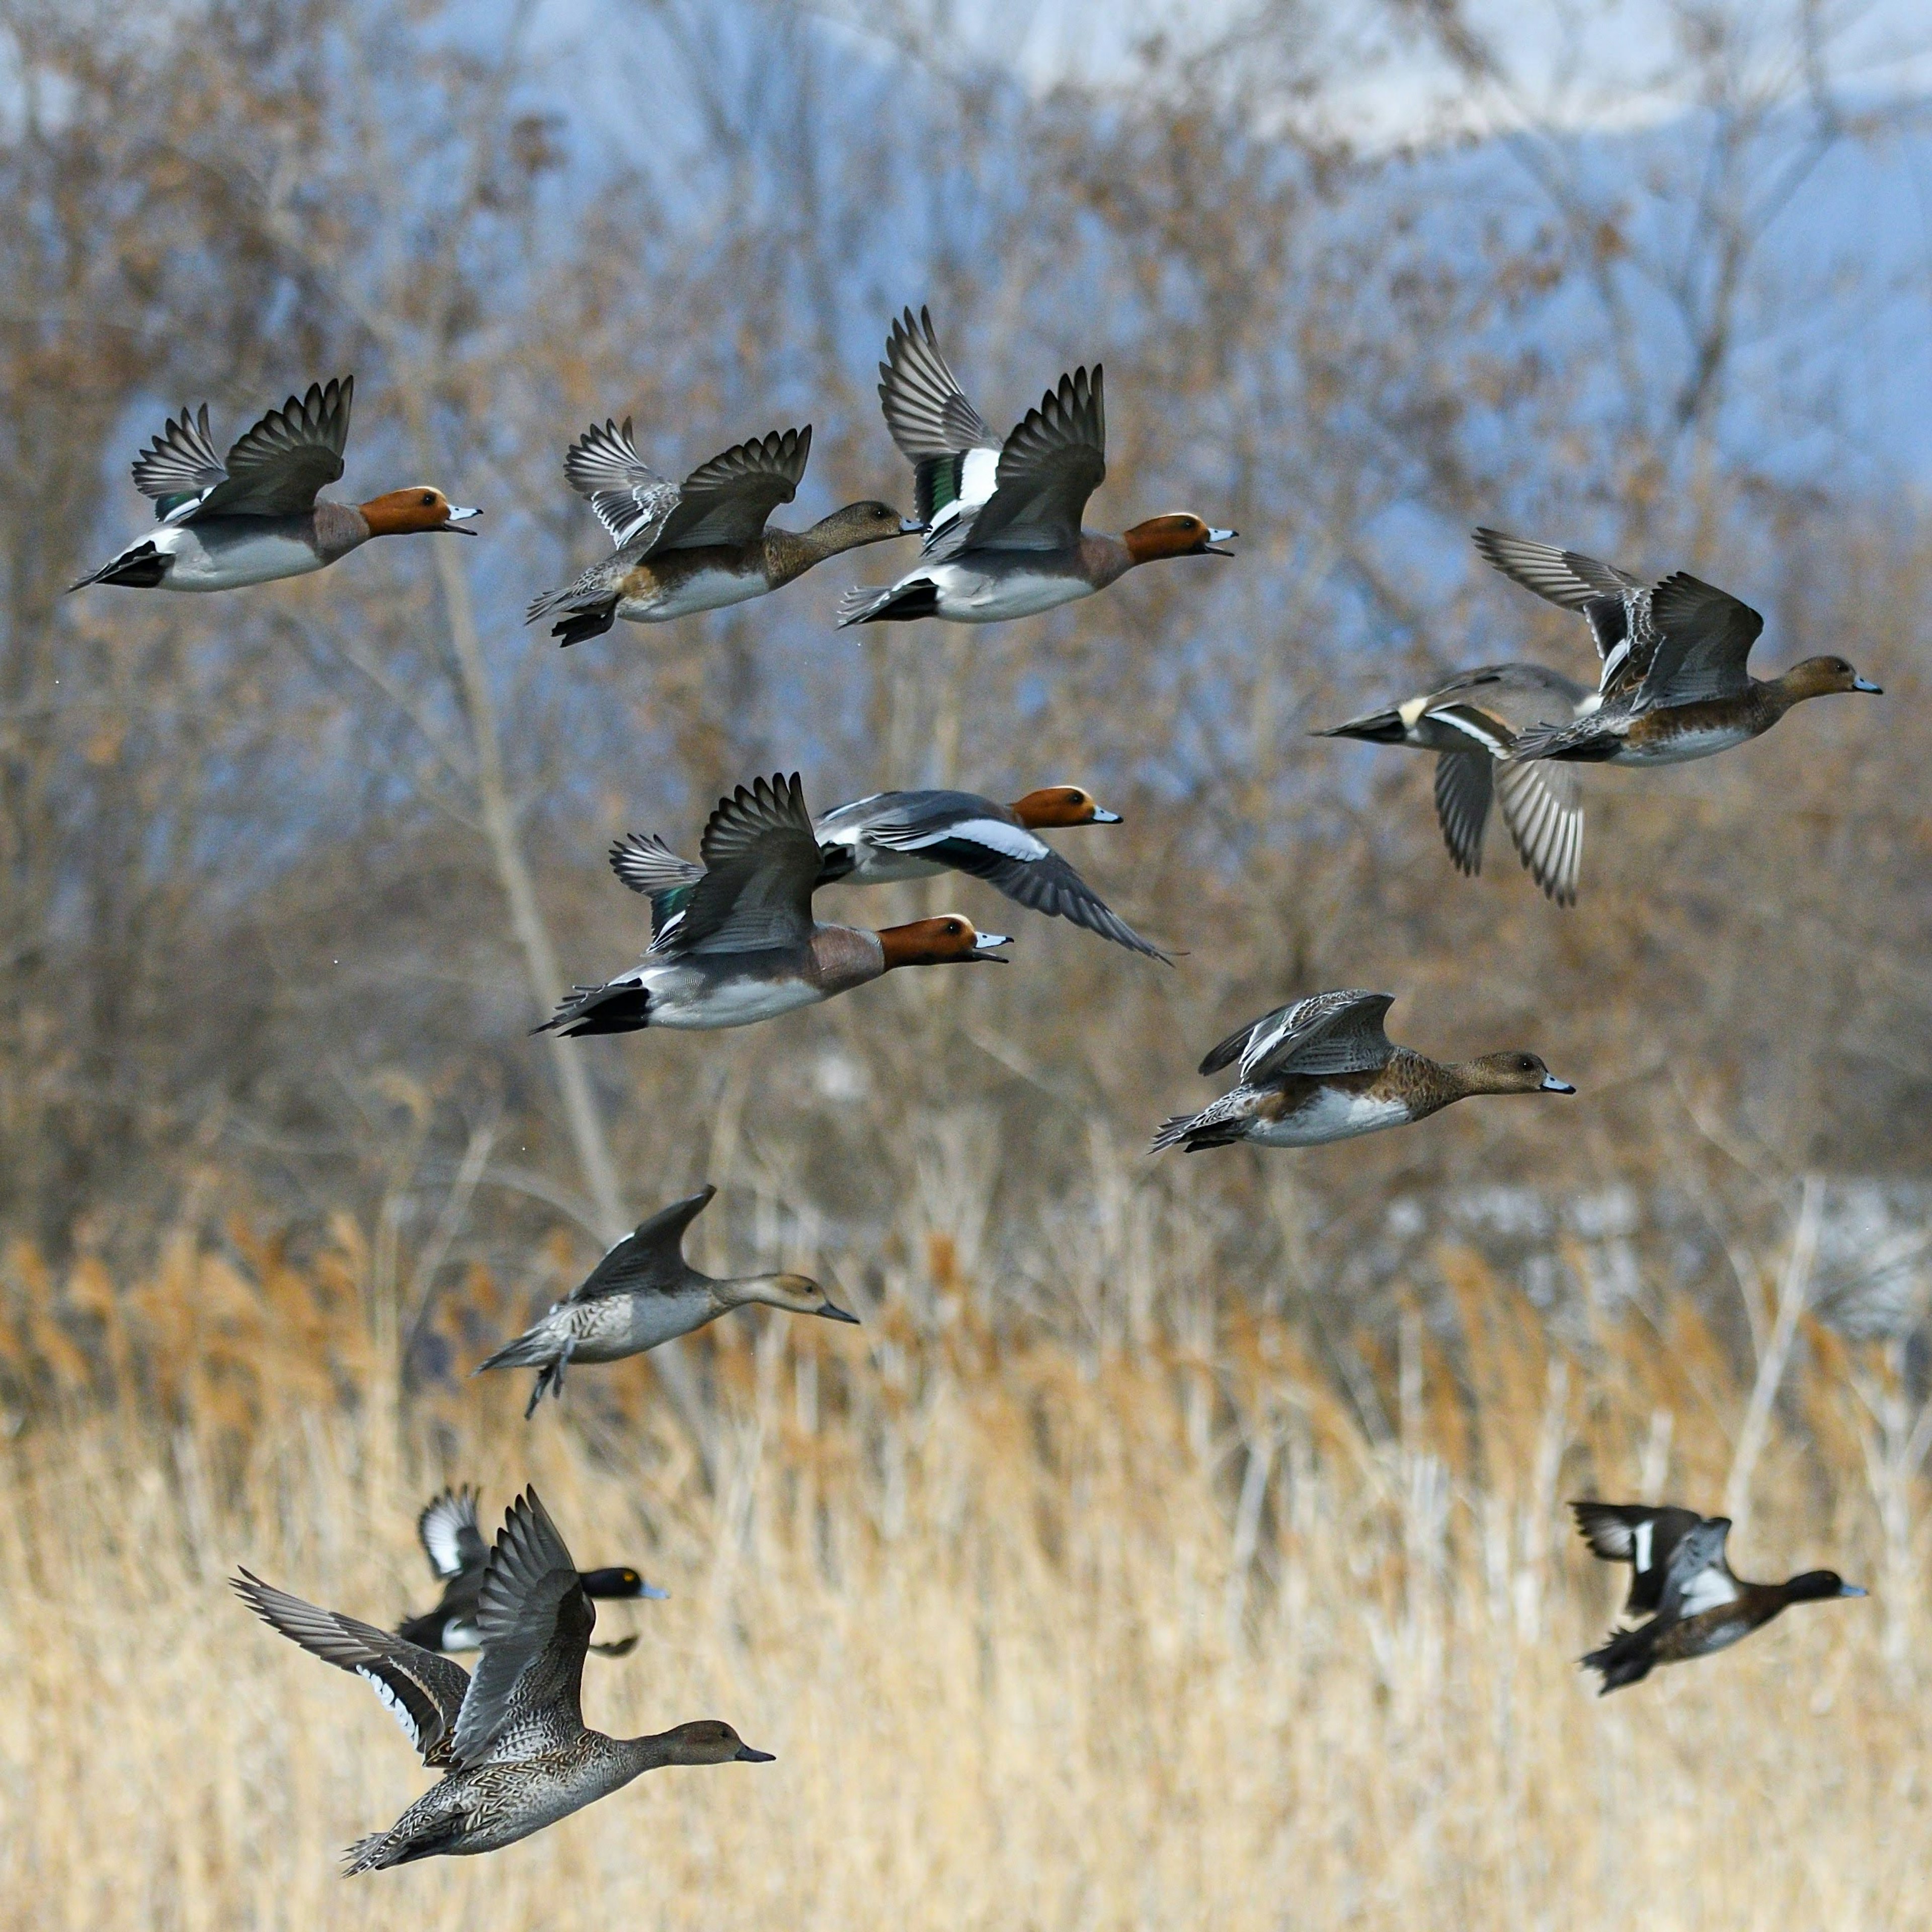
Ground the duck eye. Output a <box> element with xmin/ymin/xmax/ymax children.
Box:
<box><xmin>421</xmin><ymin>492</ymin><xmax>436</xmax><ymax>506</ymax></box>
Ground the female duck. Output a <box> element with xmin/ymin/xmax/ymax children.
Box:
<box><xmin>70</xmin><ymin>377</ymin><xmax>477</xmax><ymax>592</ymax></box>
<box><xmin>1572</xmin><ymin>1500</ymin><xmax>1865</xmax><ymax>1692</ymax></box>
<box><xmin>537</xmin><ymin>772</ymin><xmax>1009</xmax><ymax>1038</ymax></box>
<box><xmin>475</xmin><ymin>1184</ymin><xmax>858</xmax><ymax>1418</ymax></box>
<box><xmin>1152</xmin><ymin>988</ymin><xmax>1572</xmax><ymax>1153</ymax></box>
<box><xmin>1316</xmin><ymin>662</ymin><xmax>1597</xmax><ymax>905</ymax></box>
<box><xmin>400</xmin><ymin>1487</ymin><xmax>665</xmax><ymax>1653</ymax></box>
<box><xmin>1475</xmin><ymin>528</ymin><xmax>1881</xmax><ymax>766</ymax></box>
<box><xmin>838</xmin><ymin>307</ymin><xmax>1234</xmax><ymax>626</ymax></box>
<box><xmin>612</xmin><ymin>780</ymin><xmax>1165</xmax><ymax>960</ymax></box>
<box><xmin>235</xmin><ymin>1488</ymin><xmax>774</xmax><ymax>1871</ymax></box>
<box><xmin>525</xmin><ymin>418</ymin><xmax>914</xmax><ymax>645</ymax></box>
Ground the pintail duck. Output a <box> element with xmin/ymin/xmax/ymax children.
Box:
<box><xmin>475</xmin><ymin>1184</ymin><xmax>857</xmax><ymax>1418</ymax></box>
<box><xmin>1571</xmin><ymin>1500</ymin><xmax>1865</xmax><ymax>1694</ymax></box>
<box><xmin>1317</xmin><ymin>663</ymin><xmax>1597</xmax><ymax>905</ymax></box>
<box><xmin>69</xmin><ymin>378</ymin><xmax>477</xmax><ymax>593</ymax></box>
<box><xmin>235</xmin><ymin>1488</ymin><xmax>773</xmax><ymax>1872</ymax></box>
<box><xmin>400</xmin><ymin>1488</ymin><xmax>666</xmax><ymax>1654</ymax></box>
<box><xmin>837</xmin><ymin>307</ymin><xmax>1235</xmax><ymax>626</ymax></box>
<box><xmin>1475</xmin><ymin>528</ymin><xmax>1881</xmax><ymax>767</ymax></box>
<box><xmin>613</xmin><ymin>782</ymin><xmax>1166</xmax><ymax>960</ymax></box>
<box><xmin>525</xmin><ymin>418</ymin><xmax>914</xmax><ymax>645</ymax></box>
<box><xmin>537</xmin><ymin>773</ymin><xmax>1010</xmax><ymax>1038</ymax></box>
<box><xmin>1151</xmin><ymin>988</ymin><xmax>1573</xmax><ymax>1153</ymax></box>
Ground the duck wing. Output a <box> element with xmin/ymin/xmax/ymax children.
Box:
<box><xmin>191</xmin><ymin>378</ymin><xmax>353</xmax><ymax>519</ymax></box>
<box><xmin>963</xmin><ymin>366</ymin><xmax>1106</xmax><ymax>554</ymax></box>
<box><xmin>1199</xmin><ymin>989</ymin><xmax>1396</xmax><ymax>1083</ymax></box>
<box><xmin>1492</xmin><ymin>757</ymin><xmax>1584</xmax><ymax>906</ymax></box>
<box><xmin>417</xmin><ymin>1486</ymin><xmax>487</xmax><ymax>1583</ymax></box>
<box><xmin>561</xmin><ymin>417</ymin><xmax>678</xmax><ymax>548</ymax></box>
<box><xmin>1637</xmin><ymin>573</ymin><xmax>1764</xmax><ymax>706</ymax></box>
<box><xmin>609</xmin><ymin>833</ymin><xmax>704</xmax><ymax>945</ymax></box>
<box><xmin>131</xmin><ymin>404</ymin><xmax>229</xmax><ymax>523</ymax></box>
<box><xmin>1471</xmin><ymin>528</ymin><xmax>1651</xmax><ymax>687</ymax></box>
<box><xmin>669</xmin><ymin>772</ymin><xmax>822</xmax><ymax>955</ymax></box>
<box><xmin>1425</xmin><ymin>662</ymin><xmax>1594</xmax><ymax>735</ymax></box>
<box><xmin>651</xmin><ymin>427</ymin><xmax>811</xmax><ymax>552</ymax></box>
<box><xmin>1432</xmin><ymin>753</ymin><xmax>1493</xmax><ymax>876</ymax></box>
<box><xmin>1656</xmin><ymin>1516</ymin><xmax>1742</xmax><ymax>1619</ymax></box>
<box><xmin>564</xmin><ymin>1186</ymin><xmax>717</xmax><ymax>1304</ymax></box>
<box><xmin>450</xmin><ymin>1489</ymin><xmax>594</xmax><ymax>1768</ymax></box>
<box><xmin>877</xmin><ymin>307</ymin><xmax>1001</xmax><ymax>532</ymax></box>
<box><xmin>1570</xmin><ymin>1502</ymin><xmax>1710</xmax><ymax>1616</ymax></box>
<box><xmin>232</xmin><ymin>1568</ymin><xmax>470</xmax><ymax>1767</ymax></box>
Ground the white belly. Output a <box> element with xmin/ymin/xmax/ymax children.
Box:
<box><xmin>163</xmin><ymin>527</ymin><xmax>325</xmax><ymax>590</ymax></box>
<box><xmin>565</xmin><ymin>1290</ymin><xmax>716</xmax><ymax>1360</ymax></box>
<box><xmin>928</xmin><ymin>562</ymin><xmax>1091</xmax><ymax>622</ymax></box>
<box><xmin>619</xmin><ymin>568</ymin><xmax>766</xmax><ymax>621</ymax></box>
<box><xmin>1616</xmin><ymin>720</ymin><xmax>1755</xmax><ymax>765</ymax></box>
<box><xmin>1248</xmin><ymin>1087</ymin><xmax>1413</xmax><ymax>1147</ymax></box>
<box><xmin>642</xmin><ymin>962</ymin><xmax>827</xmax><ymax>1030</ymax></box>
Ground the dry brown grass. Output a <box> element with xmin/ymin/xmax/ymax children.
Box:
<box><xmin>2</xmin><ymin>1220</ymin><xmax>1926</xmax><ymax>1931</ymax></box>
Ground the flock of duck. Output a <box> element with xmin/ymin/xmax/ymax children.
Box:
<box><xmin>73</xmin><ymin>308</ymin><xmax>1877</xmax><ymax>1870</ymax></box>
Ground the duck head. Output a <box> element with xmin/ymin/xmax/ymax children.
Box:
<box><xmin>360</xmin><ymin>487</ymin><xmax>480</xmax><ymax>536</ymax></box>
<box><xmin>1009</xmin><ymin>784</ymin><xmax>1122</xmax><ymax>828</ymax></box>
<box><xmin>722</xmin><ymin>1271</ymin><xmax>861</xmax><ymax>1324</ymax></box>
<box><xmin>659</xmin><ymin>1720</ymin><xmax>776</xmax><ymax>1765</ymax></box>
<box><xmin>810</xmin><ymin>499</ymin><xmax>922</xmax><ymax>551</ymax></box>
<box><xmin>580</xmin><ymin>1566</ymin><xmax>670</xmax><ymax>1601</ymax></box>
<box><xmin>878</xmin><ymin>915</ymin><xmax>1011</xmax><ymax>968</ymax></box>
<box><xmin>1784</xmin><ymin>1569</ymin><xmax>1866</xmax><ymax>1601</ymax></box>
<box><xmin>1460</xmin><ymin>1051</ymin><xmax>1575</xmax><ymax>1096</ymax></box>
<box><xmin>1775</xmin><ymin>655</ymin><xmax>1883</xmax><ymax>702</ymax></box>
<box><xmin>1122</xmin><ymin>513</ymin><xmax>1236</xmax><ymax>564</ymax></box>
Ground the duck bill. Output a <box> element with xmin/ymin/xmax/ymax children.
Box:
<box><xmin>1090</xmin><ymin>808</ymin><xmax>1123</xmax><ymax>824</ymax></box>
<box><xmin>898</xmin><ymin>516</ymin><xmax>926</xmax><ymax>535</ymax></box>
<box><xmin>818</xmin><ymin>1300</ymin><xmax>862</xmax><ymax>1325</ymax></box>
<box><xmin>1853</xmin><ymin>676</ymin><xmax>1883</xmax><ymax>693</ymax></box>
<box><xmin>638</xmin><ymin>1582</ymin><xmax>671</xmax><ymax>1599</ymax></box>
<box><xmin>1540</xmin><ymin>1074</ymin><xmax>1577</xmax><ymax>1093</ymax></box>
<box><xmin>1201</xmin><ymin>527</ymin><xmax>1237</xmax><ymax>556</ymax></box>
<box><xmin>735</xmin><ymin>1744</ymin><xmax>777</xmax><ymax>1762</ymax></box>
<box><xmin>443</xmin><ymin>506</ymin><xmax>482</xmax><ymax>534</ymax></box>
<box><xmin>1839</xmin><ymin>1583</ymin><xmax>1868</xmax><ymax>1596</ymax></box>
<box><xmin>967</xmin><ymin>933</ymin><xmax>1012</xmax><ymax>959</ymax></box>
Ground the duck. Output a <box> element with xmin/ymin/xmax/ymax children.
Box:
<box><xmin>536</xmin><ymin>772</ymin><xmax>1010</xmax><ymax>1038</ymax></box>
<box><xmin>234</xmin><ymin>1487</ymin><xmax>774</xmax><ymax>1871</ymax></box>
<box><xmin>399</xmin><ymin>1487</ymin><xmax>666</xmax><ymax>1653</ymax></box>
<box><xmin>68</xmin><ymin>377</ymin><xmax>477</xmax><ymax>592</ymax></box>
<box><xmin>1151</xmin><ymin>988</ymin><xmax>1573</xmax><ymax>1153</ymax></box>
<box><xmin>1475</xmin><ymin>528</ymin><xmax>1881</xmax><ymax>766</ymax></box>
<box><xmin>836</xmin><ymin>307</ymin><xmax>1234</xmax><ymax>626</ymax></box>
<box><xmin>474</xmin><ymin>1184</ymin><xmax>858</xmax><ymax>1418</ymax></box>
<box><xmin>1571</xmin><ymin>1500</ymin><xmax>1865</xmax><ymax>1693</ymax></box>
<box><xmin>525</xmin><ymin>418</ymin><xmax>915</xmax><ymax>645</ymax></box>
<box><xmin>611</xmin><ymin>781</ymin><xmax>1166</xmax><ymax>960</ymax></box>
<box><xmin>1316</xmin><ymin>663</ymin><xmax>1597</xmax><ymax>905</ymax></box>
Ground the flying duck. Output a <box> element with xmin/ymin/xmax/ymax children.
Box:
<box><xmin>1316</xmin><ymin>662</ymin><xmax>1598</xmax><ymax>905</ymax></box>
<box><xmin>1151</xmin><ymin>988</ymin><xmax>1573</xmax><ymax>1153</ymax></box>
<box><xmin>611</xmin><ymin>781</ymin><xmax>1166</xmax><ymax>960</ymax></box>
<box><xmin>525</xmin><ymin>418</ymin><xmax>914</xmax><ymax>645</ymax></box>
<box><xmin>399</xmin><ymin>1488</ymin><xmax>666</xmax><ymax>1653</ymax></box>
<box><xmin>69</xmin><ymin>378</ymin><xmax>477</xmax><ymax>592</ymax></box>
<box><xmin>235</xmin><ymin>1488</ymin><xmax>774</xmax><ymax>1871</ymax></box>
<box><xmin>536</xmin><ymin>773</ymin><xmax>1010</xmax><ymax>1038</ymax></box>
<box><xmin>1475</xmin><ymin>529</ymin><xmax>1881</xmax><ymax>767</ymax></box>
<box><xmin>837</xmin><ymin>307</ymin><xmax>1234</xmax><ymax>626</ymax></box>
<box><xmin>1571</xmin><ymin>1500</ymin><xmax>1865</xmax><ymax>1693</ymax></box>
<box><xmin>475</xmin><ymin>1185</ymin><xmax>858</xmax><ymax>1418</ymax></box>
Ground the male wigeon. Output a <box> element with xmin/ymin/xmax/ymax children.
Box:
<box><xmin>1571</xmin><ymin>1500</ymin><xmax>1865</xmax><ymax>1693</ymax></box>
<box><xmin>69</xmin><ymin>377</ymin><xmax>477</xmax><ymax>592</ymax></box>
<box><xmin>837</xmin><ymin>307</ymin><xmax>1235</xmax><ymax>625</ymax></box>
<box><xmin>1317</xmin><ymin>662</ymin><xmax>1597</xmax><ymax>905</ymax></box>
<box><xmin>536</xmin><ymin>773</ymin><xmax>1010</xmax><ymax>1036</ymax></box>
<box><xmin>234</xmin><ymin>1489</ymin><xmax>774</xmax><ymax>1872</ymax></box>
<box><xmin>399</xmin><ymin>1487</ymin><xmax>665</xmax><ymax>1655</ymax></box>
<box><xmin>525</xmin><ymin>418</ymin><xmax>914</xmax><ymax>645</ymax></box>
<box><xmin>475</xmin><ymin>1184</ymin><xmax>857</xmax><ymax>1417</ymax></box>
<box><xmin>1476</xmin><ymin>528</ymin><xmax>1881</xmax><ymax>766</ymax></box>
<box><xmin>1151</xmin><ymin>988</ymin><xmax>1572</xmax><ymax>1153</ymax></box>
<box><xmin>611</xmin><ymin>781</ymin><xmax>1166</xmax><ymax>960</ymax></box>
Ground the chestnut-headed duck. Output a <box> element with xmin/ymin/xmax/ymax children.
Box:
<box><xmin>611</xmin><ymin>781</ymin><xmax>1166</xmax><ymax>961</ymax></box>
<box><xmin>475</xmin><ymin>1184</ymin><xmax>857</xmax><ymax>1418</ymax></box>
<box><xmin>525</xmin><ymin>418</ymin><xmax>914</xmax><ymax>645</ymax></box>
<box><xmin>1571</xmin><ymin>1500</ymin><xmax>1865</xmax><ymax>1694</ymax></box>
<box><xmin>69</xmin><ymin>377</ymin><xmax>477</xmax><ymax>593</ymax></box>
<box><xmin>399</xmin><ymin>1487</ymin><xmax>665</xmax><ymax>1655</ymax></box>
<box><xmin>1317</xmin><ymin>662</ymin><xmax>1597</xmax><ymax>905</ymax></box>
<box><xmin>1152</xmin><ymin>988</ymin><xmax>1572</xmax><ymax>1153</ymax></box>
<box><xmin>234</xmin><ymin>1488</ymin><xmax>774</xmax><ymax>1872</ymax></box>
<box><xmin>1476</xmin><ymin>528</ymin><xmax>1881</xmax><ymax>766</ymax></box>
<box><xmin>837</xmin><ymin>307</ymin><xmax>1235</xmax><ymax>626</ymax></box>
<box><xmin>536</xmin><ymin>773</ymin><xmax>1010</xmax><ymax>1037</ymax></box>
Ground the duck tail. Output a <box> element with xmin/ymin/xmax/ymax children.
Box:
<box><xmin>1149</xmin><ymin>1108</ymin><xmax>1245</xmax><ymax>1154</ymax></box>
<box><xmin>524</xmin><ymin>580</ymin><xmax>618</xmax><ymax>647</ymax></box>
<box><xmin>1501</xmin><ymin>719</ymin><xmax>1571</xmax><ymax>763</ymax></box>
<box><xmin>342</xmin><ymin>1816</ymin><xmax>463</xmax><ymax>1874</ymax></box>
<box><xmin>473</xmin><ymin>1326</ymin><xmax>553</xmax><ymax>1378</ymax></box>
<box><xmin>68</xmin><ymin>541</ymin><xmax>171</xmax><ymax>592</ymax></box>
<box><xmin>531</xmin><ymin>980</ymin><xmax>651</xmax><ymax>1038</ymax></box>
<box><xmin>1580</xmin><ymin>1625</ymin><xmax>1654</xmax><ymax>1694</ymax></box>
<box><xmin>836</xmin><ymin>580</ymin><xmax>935</xmax><ymax>627</ymax></box>
<box><xmin>1313</xmin><ymin>706</ymin><xmax>1406</xmax><ymax>744</ymax></box>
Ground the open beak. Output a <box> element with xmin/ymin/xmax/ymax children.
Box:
<box><xmin>1839</xmin><ymin>1583</ymin><xmax>1868</xmax><ymax>1596</ymax></box>
<box><xmin>968</xmin><ymin>932</ymin><xmax>1012</xmax><ymax>959</ymax></box>
<box><xmin>443</xmin><ymin>506</ymin><xmax>481</xmax><ymax>534</ymax></box>
<box><xmin>1201</xmin><ymin>527</ymin><xmax>1237</xmax><ymax>556</ymax></box>
<box><xmin>818</xmin><ymin>1300</ymin><xmax>862</xmax><ymax>1325</ymax></box>
<box><xmin>734</xmin><ymin>1744</ymin><xmax>777</xmax><ymax>1763</ymax></box>
<box><xmin>1540</xmin><ymin>1074</ymin><xmax>1576</xmax><ymax>1093</ymax></box>
<box><xmin>1853</xmin><ymin>676</ymin><xmax>1883</xmax><ymax>693</ymax></box>
<box><xmin>1090</xmin><ymin>808</ymin><xmax>1123</xmax><ymax>824</ymax></box>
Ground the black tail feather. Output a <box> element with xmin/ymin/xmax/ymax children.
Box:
<box><xmin>70</xmin><ymin>541</ymin><xmax>170</xmax><ymax>591</ymax></box>
<box><xmin>551</xmin><ymin>598</ymin><xmax>618</xmax><ymax>647</ymax></box>
<box><xmin>1581</xmin><ymin>1624</ymin><xmax>1655</xmax><ymax>1694</ymax></box>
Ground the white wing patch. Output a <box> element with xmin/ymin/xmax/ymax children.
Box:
<box><xmin>419</xmin><ymin>1493</ymin><xmax>477</xmax><ymax>1580</ymax></box>
<box><xmin>356</xmin><ymin>1666</ymin><xmax>427</xmax><ymax>1749</ymax></box>
<box><xmin>1678</xmin><ymin>1567</ymin><xmax>1742</xmax><ymax>1616</ymax></box>
<box><xmin>1633</xmin><ymin>1520</ymin><xmax>1654</xmax><ymax>1571</ymax></box>
<box><xmin>897</xmin><ymin>817</ymin><xmax>1044</xmax><ymax>862</ymax></box>
<box><xmin>960</xmin><ymin>446</ymin><xmax>1000</xmax><ymax>507</ymax></box>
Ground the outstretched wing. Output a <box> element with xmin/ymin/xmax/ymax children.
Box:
<box><xmin>565</xmin><ymin>1186</ymin><xmax>717</xmax><ymax>1304</ymax></box>
<box><xmin>609</xmin><ymin>833</ymin><xmax>704</xmax><ymax>945</ymax></box>
<box><xmin>418</xmin><ymin>1487</ymin><xmax>487</xmax><ymax>1583</ymax></box>
<box><xmin>964</xmin><ymin>366</ymin><xmax>1106</xmax><ymax>554</ymax></box>
<box><xmin>1472</xmin><ymin>528</ymin><xmax>1647</xmax><ymax>681</ymax></box>
<box><xmin>1637</xmin><ymin>572</ymin><xmax>1765</xmax><ymax>707</ymax></box>
<box><xmin>130</xmin><ymin>404</ymin><xmax>228</xmax><ymax>522</ymax></box>
<box><xmin>669</xmin><ymin>772</ymin><xmax>821</xmax><ymax>956</ymax></box>
<box><xmin>652</xmin><ymin>428</ymin><xmax>811</xmax><ymax>552</ymax></box>
<box><xmin>194</xmin><ymin>378</ymin><xmax>353</xmax><ymax>519</ymax></box>
<box><xmin>1656</xmin><ymin>1516</ymin><xmax>1741</xmax><ymax>1621</ymax></box>
<box><xmin>562</xmin><ymin>417</ymin><xmax>678</xmax><ymax>548</ymax></box>
<box><xmin>1493</xmin><ymin>758</ymin><xmax>1584</xmax><ymax>907</ymax></box>
<box><xmin>1570</xmin><ymin>1502</ymin><xmax>1709</xmax><ymax>1616</ymax></box>
<box><xmin>233</xmin><ymin>1568</ymin><xmax>470</xmax><ymax>1767</ymax></box>
<box><xmin>877</xmin><ymin>306</ymin><xmax>1001</xmax><ymax>530</ymax></box>
<box><xmin>1433</xmin><ymin>753</ymin><xmax>1493</xmax><ymax>877</ymax></box>
<box><xmin>1199</xmin><ymin>989</ymin><xmax>1396</xmax><ymax>1083</ymax></box>
<box><xmin>450</xmin><ymin>1489</ymin><xmax>595</xmax><ymax>1768</ymax></box>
